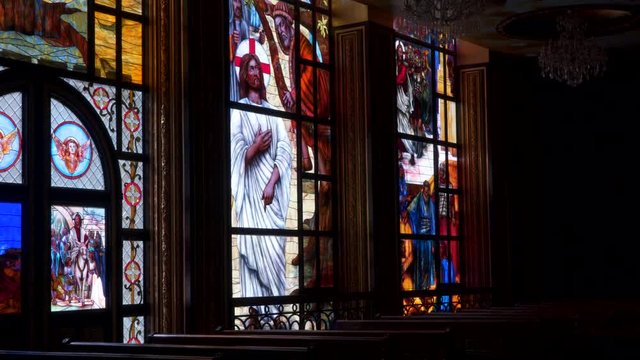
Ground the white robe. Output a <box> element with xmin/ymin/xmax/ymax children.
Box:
<box><xmin>230</xmin><ymin>98</ymin><xmax>292</xmax><ymax>297</ymax></box>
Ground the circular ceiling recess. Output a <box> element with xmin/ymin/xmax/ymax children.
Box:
<box><xmin>496</xmin><ymin>4</ymin><xmax>640</xmax><ymax>40</ymax></box>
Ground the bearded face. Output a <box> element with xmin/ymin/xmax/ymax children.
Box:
<box><xmin>247</xmin><ymin>59</ymin><xmax>263</xmax><ymax>90</ymax></box>
<box><xmin>233</xmin><ymin>0</ymin><xmax>242</xmax><ymax>20</ymax></box>
<box><xmin>275</xmin><ymin>16</ymin><xmax>292</xmax><ymax>52</ymax></box>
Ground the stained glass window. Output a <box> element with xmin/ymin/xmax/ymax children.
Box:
<box><xmin>0</xmin><ymin>92</ymin><xmax>22</xmax><ymax>184</ymax></box>
<box><xmin>50</xmin><ymin>206</ymin><xmax>106</xmax><ymax>312</ymax></box>
<box><xmin>50</xmin><ymin>99</ymin><xmax>105</xmax><ymax>190</ymax></box>
<box><xmin>396</xmin><ymin>33</ymin><xmax>461</xmax><ymax>314</ymax></box>
<box><xmin>120</xmin><ymin>160</ymin><xmax>144</xmax><ymax>230</ymax></box>
<box><xmin>0</xmin><ymin>1</ymin><xmax>88</xmax><ymax>71</ymax></box>
<box><xmin>229</xmin><ymin>0</ymin><xmax>334</xmax><ymax>329</ymax></box>
<box><xmin>0</xmin><ymin>202</ymin><xmax>21</xmax><ymax>314</ymax></box>
<box><xmin>0</xmin><ymin>0</ymin><xmax>147</xmax><ymax>344</ymax></box>
<box><xmin>123</xmin><ymin>316</ymin><xmax>144</xmax><ymax>344</ymax></box>
<box><xmin>123</xmin><ymin>240</ymin><xmax>143</xmax><ymax>305</ymax></box>
<box><xmin>63</xmin><ymin>79</ymin><xmax>118</xmax><ymax>148</ymax></box>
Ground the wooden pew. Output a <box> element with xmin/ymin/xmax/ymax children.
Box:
<box><xmin>157</xmin><ymin>329</ymin><xmax>453</xmax><ymax>360</ymax></box>
<box><xmin>0</xmin><ymin>350</ymin><xmax>215</xmax><ymax>359</ymax></box>
<box><xmin>146</xmin><ymin>333</ymin><xmax>390</xmax><ymax>359</ymax></box>
<box><xmin>334</xmin><ymin>318</ymin><xmax>543</xmax><ymax>360</ymax></box>
<box><xmin>61</xmin><ymin>340</ymin><xmax>313</xmax><ymax>360</ymax></box>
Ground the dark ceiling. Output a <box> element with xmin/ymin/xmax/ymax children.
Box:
<box><xmin>351</xmin><ymin>0</ymin><xmax>640</xmax><ymax>55</ymax></box>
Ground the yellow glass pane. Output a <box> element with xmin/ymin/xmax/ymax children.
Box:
<box><xmin>436</xmin><ymin>52</ymin><xmax>445</xmax><ymax>94</ymax></box>
<box><xmin>122</xmin><ymin>19</ymin><xmax>143</xmax><ymax>84</ymax></box>
<box><xmin>95</xmin><ymin>0</ymin><xmax>115</xmax><ymax>7</ymax></box>
<box><xmin>446</xmin><ymin>55</ymin><xmax>455</xmax><ymax>97</ymax></box>
<box><xmin>123</xmin><ymin>0</ymin><xmax>143</xmax><ymax>15</ymax></box>
<box><xmin>447</xmin><ymin>101</ymin><xmax>457</xmax><ymax>143</ymax></box>
<box><xmin>95</xmin><ymin>12</ymin><xmax>117</xmax><ymax>80</ymax></box>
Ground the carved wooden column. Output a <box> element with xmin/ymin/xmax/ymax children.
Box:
<box><xmin>459</xmin><ymin>66</ymin><xmax>493</xmax><ymax>295</ymax></box>
<box><xmin>335</xmin><ymin>25</ymin><xmax>372</xmax><ymax>294</ymax></box>
<box><xmin>149</xmin><ymin>0</ymin><xmax>187</xmax><ymax>334</ymax></box>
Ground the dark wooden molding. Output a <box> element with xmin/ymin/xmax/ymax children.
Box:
<box><xmin>149</xmin><ymin>0</ymin><xmax>187</xmax><ymax>334</ymax></box>
<box><xmin>335</xmin><ymin>25</ymin><xmax>371</xmax><ymax>293</ymax></box>
<box><xmin>459</xmin><ymin>66</ymin><xmax>492</xmax><ymax>290</ymax></box>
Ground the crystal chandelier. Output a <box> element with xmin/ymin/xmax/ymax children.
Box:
<box><xmin>538</xmin><ymin>13</ymin><xmax>607</xmax><ymax>87</ymax></box>
<box><xmin>398</xmin><ymin>0</ymin><xmax>486</xmax><ymax>40</ymax></box>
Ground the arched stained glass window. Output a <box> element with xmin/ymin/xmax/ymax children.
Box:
<box><xmin>228</xmin><ymin>0</ymin><xmax>334</xmax><ymax>329</ymax></box>
<box><xmin>395</xmin><ymin>32</ymin><xmax>462</xmax><ymax>314</ymax></box>
<box><xmin>0</xmin><ymin>0</ymin><xmax>147</xmax><ymax>346</ymax></box>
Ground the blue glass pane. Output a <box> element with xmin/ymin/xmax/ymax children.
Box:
<box><xmin>0</xmin><ymin>202</ymin><xmax>21</xmax><ymax>314</ymax></box>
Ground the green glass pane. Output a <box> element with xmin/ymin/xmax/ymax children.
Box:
<box><xmin>122</xmin><ymin>19</ymin><xmax>143</xmax><ymax>84</ymax></box>
<box><xmin>95</xmin><ymin>12</ymin><xmax>116</xmax><ymax>80</ymax></box>
<box><xmin>123</xmin><ymin>0</ymin><xmax>143</xmax><ymax>14</ymax></box>
<box><xmin>0</xmin><ymin>1</ymin><xmax>88</xmax><ymax>71</ymax></box>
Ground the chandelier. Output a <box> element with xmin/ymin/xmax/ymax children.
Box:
<box><xmin>538</xmin><ymin>13</ymin><xmax>607</xmax><ymax>87</ymax></box>
<box><xmin>399</xmin><ymin>0</ymin><xmax>486</xmax><ymax>41</ymax></box>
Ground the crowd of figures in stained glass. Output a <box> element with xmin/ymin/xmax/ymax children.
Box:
<box><xmin>50</xmin><ymin>206</ymin><xmax>106</xmax><ymax>311</ymax></box>
<box><xmin>396</xmin><ymin>34</ymin><xmax>461</xmax><ymax>314</ymax></box>
<box><xmin>228</xmin><ymin>0</ymin><xmax>333</xmax><ymax>329</ymax></box>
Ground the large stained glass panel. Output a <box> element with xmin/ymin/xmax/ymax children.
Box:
<box><xmin>122</xmin><ymin>19</ymin><xmax>142</xmax><ymax>84</ymax></box>
<box><xmin>228</xmin><ymin>0</ymin><xmax>295</xmax><ymax>113</ymax></box>
<box><xmin>95</xmin><ymin>12</ymin><xmax>117</xmax><ymax>80</ymax></box>
<box><xmin>122</xmin><ymin>89</ymin><xmax>143</xmax><ymax>153</ymax></box>
<box><xmin>50</xmin><ymin>205</ymin><xmax>106</xmax><ymax>312</ymax></box>
<box><xmin>231</xmin><ymin>235</ymin><xmax>298</xmax><ymax>298</ymax></box>
<box><xmin>0</xmin><ymin>92</ymin><xmax>23</xmax><ymax>184</ymax></box>
<box><xmin>0</xmin><ymin>1</ymin><xmax>88</xmax><ymax>71</ymax></box>
<box><xmin>0</xmin><ymin>202</ymin><xmax>21</xmax><ymax>314</ymax></box>
<box><xmin>122</xmin><ymin>240</ymin><xmax>143</xmax><ymax>305</ymax></box>
<box><xmin>51</xmin><ymin>99</ymin><xmax>105</xmax><ymax>190</ymax></box>
<box><xmin>230</xmin><ymin>110</ymin><xmax>298</xmax><ymax>230</ymax></box>
<box><xmin>396</xmin><ymin>39</ymin><xmax>434</xmax><ymax>142</ymax></box>
<box><xmin>123</xmin><ymin>316</ymin><xmax>144</xmax><ymax>344</ymax></box>
<box><xmin>120</xmin><ymin>160</ymin><xmax>143</xmax><ymax>229</ymax></box>
<box><xmin>63</xmin><ymin>78</ymin><xmax>117</xmax><ymax>148</ymax></box>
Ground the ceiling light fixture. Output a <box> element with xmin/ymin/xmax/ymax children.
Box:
<box><xmin>398</xmin><ymin>0</ymin><xmax>486</xmax><ymax>41</ymax></box>
<box><xmin>538</xmin><ymin>12</ymin><xmax>607</xmax><ymax>86</ymax></box>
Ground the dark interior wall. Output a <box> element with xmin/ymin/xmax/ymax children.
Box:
<box><xmin>488</xmin><ymin>48</ymin><xmax>640</xmax><ymax>302</ymax></box>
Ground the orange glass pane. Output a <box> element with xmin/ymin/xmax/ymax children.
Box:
<box><xmin>122</xmin><ymin>19</ymin><xmax>143</xmax><ymax>84</ymax></box>
<box><xmin>300</xmin><ymin>8</ymin><xmax>314</xmax><ymax>61</ymax></box>
<box><xmin>316</xmin><ymin>69</ymin><xmax>330</xmax><ymax>118</ymax></box>
<box><xmin>95</xmin><ymin>12</ymin><xmax>117</xmax><ymax>80</ymax></box>
<box><xmin>123</xmin><ymin>0</ymin><xmax>143</xmax><ymax>14</ymax></box>
<box><xmin>95</xmin><ymin>0</ymin><xmax>115</xmax><ymax>7</ymax></box>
